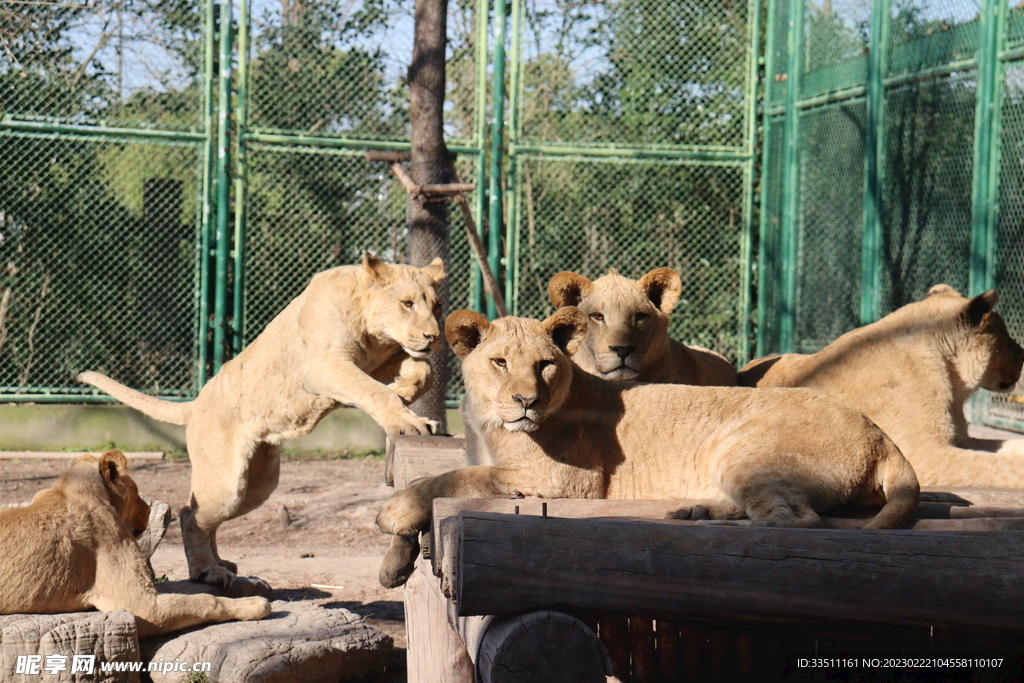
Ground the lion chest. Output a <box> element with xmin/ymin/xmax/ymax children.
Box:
<box><xmin>260</xmin><ymin>394</ymin><xmax>337</xmax><ymax>443</ymax></box>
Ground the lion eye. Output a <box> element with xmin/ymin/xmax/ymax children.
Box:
<box><xmin>590</xmin><ymin>312</ymin><xmax>604</xmax><ymax>323</ymax></box>
<box><xmin>492</xmin><ymin>358</ymin><xmax>507</xmax><ymax>369</ymax></box>
<box><xmin>402</xmin><ymin>300</ymin><xmax>414</xmax><ymax>308</ymax></box>
<box><xmin>635</xmin><ymin>312</ymin><xmax>649</xmax><ymax>322</ymax></box>
<box><xmin>539</xmin><ymin>360</ymin><xmax>555</xmax><ymax>371</ymax></box>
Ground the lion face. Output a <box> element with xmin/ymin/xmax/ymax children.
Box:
<box><xmin>548</xmin><ymin>268</ymin><xmax>682</xmax><ymax>380</ymax></box>
<box><xmin>362</xmin><ymin>253</ymin><xmax>445</xmax><ymax>358</ymax></box>
<box><xmin>98</xmin><ymin>450</ymin><xmax>150</xmax><ymax>538</ymax></box>
<box><xmin>927</xmin><ymin>286</ymin><xmax>1023</xmax><ymax>393</ymax></box>
<box><xmin>446</xmin><ymin>308</ymin><xmax>586</xmax><ymax>432</ymax></box>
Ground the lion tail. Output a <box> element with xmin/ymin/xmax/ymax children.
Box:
<box><xmin>76</xmin><ymin>371</ymin><xmax>192</xmax><ymax>426</ymax></box>
<box><xmin>863</xmin><ymin>443</ymin><xmax>920</xmax><ymax>530</ymax></box>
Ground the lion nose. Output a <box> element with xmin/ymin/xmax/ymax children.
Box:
<box><xmin>610</xmin><ymin>345</ymin><xmax>636</xmax><ymax>360</ymax></box>
<box><xmin>513</xmin><ymin>394</ymin><xmax>538</xmax><ymax>410</ymax></box>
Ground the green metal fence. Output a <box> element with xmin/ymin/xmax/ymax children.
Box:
<box><xmin>759</xmin><ymin>0</ymin><xmax>1024</xmax><ymax>430</ymax></box>
<box><xmin>1</xmin><ymin>0</ymin><xmax>759</xmax><ymax>402</ymax></box>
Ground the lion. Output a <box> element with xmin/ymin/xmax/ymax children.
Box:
<box><xmin>739</xmin><ymin>286</ymin><xmax>1024</xmax><ymax>487</ymax></box>
<box><xmin>548</xmin><ymin>268</ymin><xmax>737</xmax><ymax>385</ymax></box>
<box><xmin>0</xmin><ymin>451</ymin><xmax>270</xmax><ymax>637</ymax></box>
<box><xmin>77</xmin><ymin>253</ymin><xmax>445</xmax><ymax>588</ymax></box>
<box><xmin>375</xmin><ymin>308</ymin><xmax>919</xmax><ymax>585</ymax></box>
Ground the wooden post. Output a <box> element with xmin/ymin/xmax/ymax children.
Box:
<box><xmin>404</xmin><ymin>555</ymin><xmax>474</xmax><ymax>683</ymax></box>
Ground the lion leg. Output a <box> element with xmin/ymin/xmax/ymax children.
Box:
<box><xmin>182</xmin><ymin>424</ymin><xmax>259</xmax><ymax>589</ymax></box>
<box><xmin>105</xmin><ymin>592</ymin><xmax>272</xmax><ymax>639</ymax></box>
<box><xmin>721</xmin><ymin>492</ymin><xmax>824</xmax><ymax>528</ymax></box>
<box><xmin>372</xmin><ymin>353</ymin><xmax>434</xmax><ymax>406</ymax></box>
<box><xmin>666</xmin><ymin>498</ymin><xmax>745</xmax><ymax>521</ymax></box>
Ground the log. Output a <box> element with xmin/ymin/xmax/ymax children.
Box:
<box><xmin>391</xmin><ymin>435</ymin><xmax>466</xmax><ymax>490</ymax></box>
<box><xmin>469</xmin><ymin>612</ymin><xmax>609</xmax><ymax>683</ymax></box>
<box><xmin>451</xmin><ymin>512</ymin><xmax>1024</xmax><ymax>628</ymax></box>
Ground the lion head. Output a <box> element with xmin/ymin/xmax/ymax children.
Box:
<box><xmin>924</xmin><ymin>286</ymin><xmax>1023</xmax><ymax>392</ymax></box>
<box><xmin>446</xmin><ymin>308</ymin><xmax>587</xmax><ymax>432</ymax></box>
<box><xmin>547</xmin><ymin>268</ymin><xmax>682</xmax><ymax>381</ymax></box>
<box><xmin>97</xmin><ymin>450</ymin><xmax>150</xmax><ymax>538</ymax></box>
<box><xmin>361</xmin><ymin>253</ymin><xmax>446</xmax><ymax>358</ymax></box>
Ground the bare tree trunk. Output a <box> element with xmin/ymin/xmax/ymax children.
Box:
<box><xmin>407</xmin><ymin>0</ymin><xmax>450</xmax><ymax>432</ymax></box>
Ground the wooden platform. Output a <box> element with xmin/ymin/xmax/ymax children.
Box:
<box><xmin>392</xmin><ymin>436</ymin><xmax>1024</xmax><ymax>683</ymax></box>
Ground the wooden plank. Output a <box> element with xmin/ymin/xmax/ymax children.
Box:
<box><xmin>392</xmin><ymin>435</ymin><xmax>465</xmax><ymax>490</ymax></box>
<box><xmin>598</xmin><ymin>617</ymin><xmax>630</xmax><ymax>682</ymax></box>
<box><xmin>0</xmin><ymin>451</ymin><xmax>164</xmax><ymax>460</ymax></box>
<box><xmin>403</xmin><ymin>554</ymin><xmax>474</xmax><ymax>683</ymax></box>
<box><xmin>452</xmin><ymin>512</ymin><xmax>1024</xmax><ymax>628</ymax></box>
<box><xmin>629</xmin><ymin>618</ymin><xmax>654</xmax><ymax>683</ymax></box>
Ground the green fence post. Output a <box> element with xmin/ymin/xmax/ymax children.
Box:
<box><xmin>232</xmin><ymin>0</ymin><xmax>250</xmax><ymax>353</ymax></box>
<box><xmin>197</xmin><ymin>0</ymin><xmax>218</xmax><ymax>388</ymax></box>
<box><xmin>503</xmin><ymin>0</ymin><xmax>523</xmax><ymax>315</ymax></box>
<box><xmin>778</xmin><ymin>0</ymin><xmax>805</xmax><ymax>353</ymax></box>
<box><xmin>471</xmin><ymin>0</ymin><xmax>490</xmax><ymax>314</ymax></box>
<box><xmin>970</xmin><ymin>0</ymin><xmax>1006</xmax><ymax>297</ymax></box>
<box><xmin>487</xmin><ymin>0</ymin><xmax>508</xmax><ymax>320</ymax></box>
<box><xmin>859</xmin><ymin>0</ymin><xmax>890</xmax><ymax>324</ymax></box>
<box><xmin>737</xmin><ymin>0</ymin><xmax>761</xmax><ymax>366</ymax></box>
<box><xmin>212</xmin><ymin>0</ymin><xmax>234</xmax><ymax>374</ymax></box>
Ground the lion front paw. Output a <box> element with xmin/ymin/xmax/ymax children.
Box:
<box><xmin>194</xmin><ymin>563</ymin><xmax>237</xmax><ymax>590</ymax></box>
<box><xmin>379</xmin><ymin>534</ymin><xmax>420</xmax><ymax>588</ymax></box>
<box><xmin>377</xmin><ymin>488</ymin><xmax>431</xmax><ymax>536</ymax></box>
<box><xmin>230</xmin><ymin>596</ymin><xmax>272</xmax><ymax>621</ymax></box>
<box><xmin>665</xmin><ymin>505</ymin><xmax>710</xmax><ymax>521</ymax></box>
<box><xmin>383</xmin><ymin>411</ymin><xmax>439</xmax><ymax>437</ymax></box>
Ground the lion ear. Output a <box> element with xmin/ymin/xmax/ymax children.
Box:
<box><xmin>446</xmin><ymin>309</ymin><xmax>490</xmax><ymax>358</ymax></box>
<box><xmin>548</xmin><ymin>272</ymin><xmax>592</xmax><ymax>308</ymax></box>
<box><xmin>545</xmin><ymin>307</ymin><xmax>587</xmax><ymax>357</ymax></box>
<box><xmin>421</xmin><ymin>257</ymin><xmax>446</xmax><ymax>284</ymax></box>
<box><xmin>639</xmin><ymin>267</ymin><xmax>682</xmax><ymax>314</ymax></box>
<box><xmin>967</xmin><ymin>289</ymin><xmax>999</xmax><ymax>325</ymax></box>
<box><xmin>362</xmin><ymin>252</ymin><xmax>392</xmax><ymax>285</ymax></box>
<box><xmin>99</xmin><ymin>449</ymin><xmax>129</xmax><ymax>485</ymax></box>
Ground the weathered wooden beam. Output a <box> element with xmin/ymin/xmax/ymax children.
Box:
<box><xmin>404</xmin><ymin>555</ymin><xmax>474</xmax><ymax>683</ymax></box>
<box><xmin>452</xmin><ymin>511</ymin><xmax>1024</xmax><ymax>629</ymax></box>
<box><xmin>392</xmin><ymin>435</ymin><xmax>465</xmax><ymax>490</ymax></box>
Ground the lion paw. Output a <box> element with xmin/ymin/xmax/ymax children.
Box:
<box><xmin>217</xmin><ymin>558</ymin><xmax>238</xmax><ymax>574</ymax></box>
<box><xmin>194</xmin><ymin>563</ymin><xmax>236</xmax><ymax>590</ymax></box>
<box><xmin>379</xmin><ymin>534</ymin><xmax>419</xmax><ymax>588</ymax></box>
<box><xmin>377</xmin><ymin>489</ymin><xmax>431</xmax><ymax>536</ymax></box>
<box><xmin>384</xmin><ymin>412</ymin><xmax>439</xmax><ymax>437</ymax></box>
<box><xmin>231</xmin><ymin>596</ymin><xmax>272</xmax><ymax>621</ymax></box>
<box><xmin>666</xmin><ymin>505</ymin><xmax>710</xmax><ymax>521</ymax></box>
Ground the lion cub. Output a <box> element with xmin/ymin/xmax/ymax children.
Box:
<box><xmin>376</xmin><ymin>309</ymin><xmax>919</xmax><ymax>584</ymax></box>
<box><xmin>548</xmin><ymin>268</ymin><xmax>737</xmax><ymax>386</ymax></box>
<box><xmin>740</xmin><ymin>286</ymin><xmax>1024</xmax><ymax>487</ymax></box>
<box><xmin>77</xmin><ymin>253</ymin><xmax>445</xmax><ymax>588</ymax></box>
<box><xmin>0</xmin><ymin>451</ymin><xmax>270</xmax><ymax>637</ymax></box>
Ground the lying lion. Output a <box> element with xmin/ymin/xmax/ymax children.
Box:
<box><xmin>0</xmin><ymin>451</ymin><xmax>270</xmax><ymax>637</ymax></box>
<box><xmin>376</xmin><ymin>308</ymin><xmax>919</xmax><ymax>584</ymax></box>
<box><xmin>548</xmin><ymin>268</ymin><xmax>737</xmax><ymax>385</ymax></box>
<box><xmin>740</xmin><ymin>286</ymin><xmax>1024</xmax><ymax>487</ymax></box>
<box><xmin>78</xmin><ymin>254</ymin><xmax>445</xmax><ymax>588</ymax></box>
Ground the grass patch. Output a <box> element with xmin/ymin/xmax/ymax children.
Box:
<box><xmin>281</xmin><ymin>447</ymin><xmax>385</xmax><ymax>461</ymax></box>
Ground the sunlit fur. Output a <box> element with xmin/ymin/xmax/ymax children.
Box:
<box><xmin>548</xmin><ymin>268</ymin><xmax>736</xmax><ymax>386</ymax></box>
<box><xmin>376</xmin><ymin>308</ymin><xmax>919</xmax><ymax>582</ymax></box>
<box><xmin>0</xmin><ymin>451</ymin><xmax>270</xmax><ymax>637</ymax></box>
<box><xmin>741</xmin><ymin>286</ymin><xmax>1024</xmax><ymax>486</ymax></box>
<box><xmin>77</xmin><ymin>253</ymin><xmax>445</xmax><ymax>589</ymax></box>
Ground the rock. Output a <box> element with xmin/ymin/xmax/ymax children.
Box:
<box><xmin>141</xmin><ymin>601</ymin><xmax>392</xmax><ymax>682</ymax></box>
<box><xmin>0</xmin><ymin>611</ymin><xmax>141</xmax><ymax>683</ymax></box>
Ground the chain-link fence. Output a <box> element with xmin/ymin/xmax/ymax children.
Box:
<box><xmin>760</xmin><ymin>0</ymin><xmax>1024</xmax><ymax>431</ymax></box>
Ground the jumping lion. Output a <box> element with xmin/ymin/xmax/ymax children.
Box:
<box><xmin>376</xmin><ymin>308</ymin><xmax>919</xmax><ymax>584</ymax></box>
<box><xmin>0</xmin><ymin>451</ymin><xmax>270</xmax><ymax>637</ymax></box>
<box><xmin>77</xmin><ymin>254</ymin><xmax>445</xmax><ymax>588</ymax></box>
<box><xmin>740</xmin><ymin>286</ymin><xmax>1024</xmax><ymax>487</ymax></box>
<box><xmin>548</xmin><ymin>268</ymin><xmax>737</xmax><ymax>385</ymax></box>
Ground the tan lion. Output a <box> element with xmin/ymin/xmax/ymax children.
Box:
<box><xmin>739</xmin><ymin>286</ymin><xmax>1024</xmax><ymax>487</ymax></box>
<box><xmin>376</xmin><ymin>308</ymin><xmax>919</xmax><ymax>584</ymax></box>
<box><xmin>77</xmin><ymin>253</ymin><xmax>445</xmax><ymax>588</ymax></box>
<box><xmin>0</xmin><ymin>451</ymin><xmax>270</xmax><ymax>637</ymax></box>
<box><xmin>548</xmin><ymin>268</ymin><xmax>737</xmax><ymax>385</ymax></box>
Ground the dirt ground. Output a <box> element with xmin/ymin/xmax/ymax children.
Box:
<box><xmin>0</xmin><ymin>454</ymin><xmax>408</xmax><ymax>680</ymax></box>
